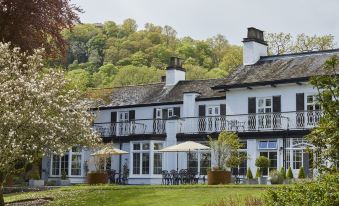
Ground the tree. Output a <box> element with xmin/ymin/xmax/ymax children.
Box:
<box><xmin>298</xmin><ymin>166</ymin><xmax>306</xmax><ymax>179</ymax></box>
<box><xmin>208</xmin><ymin>131</ymin><xmax>243</xmax><ymax>171</ymax></box>
<box><xmin>65</xmin><ymin>69</ymin><xmax>92</xmax><ymax>92</ymax></box>
<box><xmin>92</xmin><ymin>64</ymin><xmax>118</xmax><ymax>88</ymax></box>
<box><xmin>0</xmin><ymin>0</ymin><xmax>81</xmax><ymax>55</ymax></box>
<box><xmin>0</xmin><ymin>43</ymin><xmax>100</xmax><ymax>205</ymax></box>
<box><xmin>307</xmin><ymin>56</ymin><xmax>339</xmax><ymax>173</ymax></box>
<box><xmin>219</xmin><ymin>46</ymin><xmax>243</xmax><ymax>74</ymax></box>
<box><xmin>266</xmin><ymin>32</ymin><xmax>336</xmax><ymax>55</ymax></box>
<box><xmin>286</xmin><ymin>167</ymin><xmax>294</xmax><ymax>179</ymax></box>
<box><xmin>255</xmin><ymin>156</ymin><xmax>270</xmax><ymax>177</ymax></box>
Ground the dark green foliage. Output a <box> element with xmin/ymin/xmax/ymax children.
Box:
<box><xmin>264</xmin><ymin>173</ymin><xmax>339</xmax><ymax>206</ymax></box>
<box><xmin>279</xmin><ymin>167</ymin><xmax>286</xmax><ymax>179</ymax></box>
<box><xmin>298</xmin><ymin>166</ymin><xmax>306</xmax><ymax>179</ymax></box>
<box><xmin>255</xmin><ymin>168</ymin><xmax>261</xmax><ymax>178</ymax></box>
<box><xmin>246</xmin><ymin>168</ymin><xmax>253</xmax><ymax>179</ymax></box>
<box><xmin>255</xmin><ymin>156</ymin><xmax>270</xmax><ymax>176</ymax></box>
<box><xmin>286</xmin><ymin>166</ymin><xmax>294</xmax><ymax>179</ymax></box>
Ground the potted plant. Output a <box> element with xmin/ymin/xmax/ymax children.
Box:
<box><xmin>286</xmin><ymin>166</ymin><xmax>294</xmax><ymax>183</ymax></box>
<box><xmin>28</xmin><ymin>165</ymin><xmax>44</xmax><ymax>187</ymax></box>
<box><xmin>57</xmin><ymin>170</ymin><xmax>71</xmax><ymax>186</ymax></box>
<box><xmin>245</xmin><ymin>168</ymin><xmax>257</xmax><ymax>184</ymax></box>
<box><xmin>255</xmin><ymin>156</ymin><xmax>270</xmax><ymax>185</ymax></box>
<box><xmin>207</xmin><ymin>131</ymin><xmax>243</xmax><ymax>185</ymax></box>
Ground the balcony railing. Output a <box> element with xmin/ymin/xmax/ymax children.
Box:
<box><xmin>178</xmin><ymin>110</ymin><xmax>322</xmax><ymax>134</ymax></box>
<box><xmin>93</xmin><ymin>119</ymin><xmax>166</xmax><ymax>137</ymax></box>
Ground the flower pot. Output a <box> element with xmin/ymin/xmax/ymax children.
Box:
<box><xmin>208</xmin><ymin>171</ymin><xmax>231</xmax><ymax>185</ymax></box>
<box><xmin>29</xmin><ymin>179</ymin><xmax>45</xmax><ymax>187</ymax></box>
<box><xmin>258</xmin><ymin>177</ymin><xmax>267</xmax><ymax>185</ymax></box>
<box><xmin>87</xmin><ymin>172</ymin><xmax>108</xmax><ymax>185</ymax></box>
<box><xmin>245</xmin><ymin>179</ymin><xmax>258</xmax><ymax>184</ymax></box>
<box><xmin>57</xmin><ymin>179</ymin><xmax>71</xmax><ymax>186</ymax></box>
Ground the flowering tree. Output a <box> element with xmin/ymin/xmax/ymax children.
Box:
<box><xmin>0</xmin><ymin>43</ymin><xmax>100</xmax><ymax>205</ymax></box>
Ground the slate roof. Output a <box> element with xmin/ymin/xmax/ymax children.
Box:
<box><xmin>100</xmin><ymin>79</ymin><xmax>225</xmax><ymax>108</ymax></box>
<box><xmin>214</xmin><ymin>49</ymin><xmax>339</xmax><ymax>89</ymax></box>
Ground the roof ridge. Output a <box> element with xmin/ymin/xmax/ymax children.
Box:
<box><xmin>260</xmin><ymin>48</ymin><xmax>339</xmax><ymax>60</ymax></box>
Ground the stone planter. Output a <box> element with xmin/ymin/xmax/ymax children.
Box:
<box><xmin>87</xmin><ymin>172</ymin><xmax>108</xmax><ymax>185</ymax></box>
<box><xmin>208</xmin><ymin>171</ymin><xmax>231</xmax><ymax>185</ymax></box>
<box><xmin>244</xmin><ymin>179</ymin><xmax>258</xmax><ymax>184</ymax></box>
<box><xmin>258</xmin><ymin>177</ymin><xmax>267</xmax><ymax>185</ymax></box>
<box><xmin>57</xmin><ymin>179</ymin><xmax>71</xmax><ymax>186</ymax></box>
<box><xmin>29</xmin><ymin>179</ymin><xmax>45</xmax><ymax>187</ymax></box>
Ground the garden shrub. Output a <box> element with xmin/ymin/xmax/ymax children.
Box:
<box><xmin>269</xmin><ymin>169</ymin><xmax>283</xmax><ymax>184</ymax></box>
<box><xmin>246</xmin><ymin>168</ymin><xmax>253</xmax><ymax>179</ymax></box>
<box><xmin>255</xmin><ymin>168</ymin><xmax>261</xmax><ymax>178</ymax></box>
<box><xmin>286</xmin><ymin>166</ymin><xmax>293</xmax><ymax>179</ymax></box>
<box><xmin>279</xmin><ymin>167</ymin><xmax>286</xmax><ymax>179</ymax></box>
<box><xmin>205</xmin><ymin>196</ymin><xmax>263</xmax><ymax>206</ymax></box>
<box><xmin>263</xmin><ymin>173</ymin><xmax>339</xmax><ymax>206</ymax></box>
<box><xmin>298</xmin><ymin>166</ymin><xmax>306</xmax><ymax>179</ymax></box>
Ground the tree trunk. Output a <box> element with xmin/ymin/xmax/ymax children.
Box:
<box><xmin>0</xmin><ymin>183</ymin><xmax>4</xmax><ymax>206</ymax></box>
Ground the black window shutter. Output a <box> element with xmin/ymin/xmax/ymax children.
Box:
<box><xmin>220</xmin><ymin>104</ymin><xmax>226</xmax><ymax>115</ymax></box>
<box><xmin>129</xmin><ymin>110</ymin><xmax>135</xmax><ymax>121</ymax></box>
<box><xmin>273</xmin><ymin>96</ymin><xmax>281</xmax><ymax>112</ymax></box>
<box><xmin>174</xmin><ymin>107</ymin><xmax>180</xmax><ymax>117</ymax></box>
<box><xmin>296</xmin><ymin>93</ymin><xmax>305</xmax><ymax>111</ymax></box>
<box><xmin>162</xmin><ymin>109</ymin><xmax>168</xmax><ymax>119</ymax></box>
<box><xmin>248</xmin><ymin>97</ymin><xmax>256</xmax><ymax>113</ymax></box>
<box><xmin>153</xmin><ymin>108</ymin><xmax>156</xmax><ymax>118</ymax></box>
<box><xmin>199</xmin><ymin>105</ymin><xmax>206</xmax><ymax>116</ymax></box>
<box><xmin>111</xmin><ymin>112</ymin><xmax>117</xmax><ymax>122</ymax></box>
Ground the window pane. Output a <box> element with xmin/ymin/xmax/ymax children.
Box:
<box><xmin>187</xmin><ymin>153</ymin><xmax>198</xmax><ymax>174</ymax></box>
<box><xmin>71</xmin><ymin>155</ymin><xmax>81</xmax><ymax>175</ymax></box>
<box><xmin>142</xmin><ymin>153</ymin><xmax>150</xmax><ymax>174</ymax></box>
<box><xmin>133</xmin><ymin>144</ymin><xmax>140</xmax><ymax>150</ymax></box>
<box><xmin>133</xmin><ymin>153</ymin><xmax>140</xmax><ymax>174</ymax></box>
<box><xmin>153</xmin><ymin>153</ymin><xmax>162</xmax><ymax>175</ymax></box>
<box><xmin>106</xmin><ymin>157</ymin><xmax>111</xmax><ymax>170</ymax></box>
<box><xmin>259</xmin><ymin>141</ymin><xmax>267</xmax><ymax>149</ymax></box>
<box><xmin>153</xmin><ymin>143</ymin><xmax>163</xmax><ymax>150</ymax></box>
<box><xmin>266</xmin><ymin>99</ymin><xmax>271</xmax><ymax>106</ymax></box>
<box><xmin>142</xmin><ymin>143</ymin><xmax>150</xmax><ymax>150</ymax></box>
<box><xmin>72</xmin><ymin>146</ymin><xmax>81</xmax><ymax>153</ymax></box>
<box><xmin>268</xmin><ymin>141</ymin><xmax>277</xmax><ymax>149</ymax></box>
<box><xmin>61</xmin><ymin>155</ymin><xmax>69</xmax><ymax>175</ymax></box>
<box><xmin>258</xmin><ymin>99</ymin><xmax>264</xmax><ymax>107</ymax></box>
<box><xmin>52</xmin><ymin>155</ymin><xmax>60</xmax><ymax>176</ymax></box>
<box><xmin>200</xmin><ymin>153</ymin><xmax>211</xmax><ymax>175</ymax></box>
<box><xmin>307</xmin><ymin>96</ymin><xmax>313</xmax><ymax>103</ymax></box>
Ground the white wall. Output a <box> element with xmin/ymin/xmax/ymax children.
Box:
<box><xmin>243</xmin><ymin>41</ymin><xmax>267</xmax><ymax>65</ymax></box>
<box><xmin>226</xmin><ymin>83</ymin><xmax>317</xmax><ymax>115</ymax></box>
<box><xmin>166</xmin><ymin>69</ymin><xmax>185</xmax><ymax>86</ymax></box>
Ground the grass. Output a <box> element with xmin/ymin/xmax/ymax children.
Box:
<box><xmin>4</xmin><ymin>184</ymin><xmax>273</xmax><ymax>206</ymax></box>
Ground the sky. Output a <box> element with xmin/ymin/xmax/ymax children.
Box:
<box><xmin>72</xmin><ymin>0</ymin><xmax>339</xmax><ymax>45</ymax></box>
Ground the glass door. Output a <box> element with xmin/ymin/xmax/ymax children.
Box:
<box><xmin>207</xmin><ymin>106</ymin><xmax>220</xmax><ymax>132</ymax></box>
<box><xmin>257</xmin><ymin>97</ymin><xmax>272</xmax><ymax>129</ymax></box>
<box><xmin>118</xmin><ymin>111</ymin><xmax>129</xmax><ymax>135</ymax></box>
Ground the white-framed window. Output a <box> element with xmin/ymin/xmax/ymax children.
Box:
<box><xmin>306</xmin><ymin>94</ymin><xmax>320</xmax><ymax>111</ymax></box>
<box><xmin>187</xmin><ymin>142</ymin><xmax>211</xmax><ymax>175</ymax></box>
<box><xmin>257</xmin><ymin>97</ymin><xmax>272</xmax><ymax>113</ymax></box>
<box><xmin>168</xmin><ymin>108</ymin><xmax>174</xmax><ymax>118</ymax></box>
<box><xmin>259</xmin><ymin>151</ymin><xmax>277</xmax><ymax>176</ymax></box>
<box><xmin>258</xmin><ymin>140</ymin><xmax>277</xmax><ymax>150</ymax></box>
<box><xmin>131</xmin><ymin>141</ymin><xmax>163</xmax><ymax>176</ymax></box>
<box><xmin>50</xmin><ymin>147</ymin><xmax>83</xmax><ymax>177</ymax></box>
<box><xmin>207</xmin><ymin>106</ymin><xmax>220</xmax><ymax>116</ymax></box>
<box><xmin>156</xmin><ymin>109</ymin><xmax>162</xmax><ymax>119</ymax></box>
<box><xmin>118</xmin><ymin>111</ymin><xmax>129</xmax><ymax>122</ymax></box>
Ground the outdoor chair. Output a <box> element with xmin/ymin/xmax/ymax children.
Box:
<box><xmin>178</xmin><ymin>169</ymin><xmax>188</xmax><ymax>184</ymax></box>
<box><xmin>161</xmin><ymin>170</ymin><xmax>171</xmax><ymax>185</ymax></box>
<box><xmin>170</xmin><ymin>170</ymin><xmax>179</xmax><ymax>185</ymax></box>
<box><xmin>106</xmin><ymin>169</ymin><xmax>116</xmax><ymax>184</ymax></box>
<box><xmin>187</xmin><ymin>168</ymin><xmax>198</xmax><ymax>184</ymax></box>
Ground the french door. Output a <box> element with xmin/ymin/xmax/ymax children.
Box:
<box><xmin>118</xmin><ymin>111</ymin><xmax>129</xmax><ymax>135</ymax></box>
<box><xmin>257</xmin><ymin>97</ymin><xmax>272</xmax><ymax>129</ymax></box>
<box><xmin>206</xmin><ymin>106</ymin><xmax>220</xmax><ymax>132</ymax></box>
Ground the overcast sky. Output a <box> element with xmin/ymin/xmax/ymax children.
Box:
<box><xmin>72</xmin><ymin>0</ymin><xmax>339</xmax><ymax>45</ymax></box>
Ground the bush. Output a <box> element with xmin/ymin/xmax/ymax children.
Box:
<box><xmin>204</xmin><ymin>196</ymin><xmax>263</xmax><ymax>206</ymax></box>
<box><xmin>279</xmin><ymin>167</ymin><xmax>286</xmax><ymax>179</ymax></box>
<box><xmin>246</xmin><ymin>168</ymin><xmax>253</xmax><ymax>179</ymax></box>
<box><xmin>255</xmin><ymin>168</ymin><xmax>261</xmax><ymax>178</ymax></box>
<box><xmin>298</xmin><ymin>166</ymin><xmax>306</xmax><ymax>179</ymax></box>
<box><xmin>269</xmin><ymin>169</ymin><xmax>284</xmax><ymax>184</ymax></box>
<box><xmin>61</xmin><ymin>170</ymin><xmax>67</xmax><ymax>180</ymax></box>
<box><xmin>264</xmin><ymin>173</ymin><xmax>339</xmax><ymax>206</ymax></box>
<box><xmin>287</xmin><ymin>166</ymin><xmax>294</xmax><ymax>179</ymax></box>
<box><xmin>255</xmin><ymin>156</ymin><xmax>270</xmax><ymax>176</ymax></box>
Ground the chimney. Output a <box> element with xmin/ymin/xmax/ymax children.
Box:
<box><xmin>242</xmin><ymin>27</ymin><xmax>268</xmax><ymax>65</ymax></box>
<box><xmin>165</xmin><ymin>57</ymin><xmax>186</xmax><ymax>86</ymax></box>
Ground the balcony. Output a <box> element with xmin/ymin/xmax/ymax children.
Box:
<box><xmin>93</xmin><ymin>119</ymin><xmax>166</xmax><ymax>137</ymax></box>
<box><xmin>178</xmin><ymin>110</ymin><xmax>322</xmax><ymax>134</ymax></box>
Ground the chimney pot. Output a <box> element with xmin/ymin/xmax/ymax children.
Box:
<box><xmin>165</xmin><ymin>57</ymin><xmax>186</xmax><ymax>86</ymax></box>
<box><xmin>242</xmin><ymin>27</ymin><xmax>268</xmax><ymax>65</ymax></box>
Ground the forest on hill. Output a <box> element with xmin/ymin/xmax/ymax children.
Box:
<box><xmin>62</xmin><ymin>18</ymin><xmax>336</xmax><ymax>91</ymax></box>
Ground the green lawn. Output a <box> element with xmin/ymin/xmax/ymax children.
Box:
<box><xmin>5</xmin><ymin>185</ymin><xmax>271</xmax><ymax>206</ymax></box>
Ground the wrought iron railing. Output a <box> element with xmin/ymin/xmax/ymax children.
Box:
<box><xmin>93</xmin><ymin>119</ymin><xmax>166</xmax><ymax>137</ymax></box>
<box><xmin>177</xmin><ymin>110</ymin><xmax>322</xmax><ymax>134</ymax></box>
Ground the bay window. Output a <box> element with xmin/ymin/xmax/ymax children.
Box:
<box><xmin>131</xmin><ymin>141</ymin><xmax>163</xmax><ymax>175</ymax></box>
<box><xmin>50</xmin><ymin>147</ymin><xmax>82</xmax><ymax>177</ymax></box>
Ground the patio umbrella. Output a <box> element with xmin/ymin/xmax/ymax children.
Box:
<box><xmin>91</xmin><ymin>147</ymin><xmax>128</xmax><ymax>156</ymax></box>
<box><xmin>159</xmin><ymin>141</ymin><xmax>210</xmax><ymax>171</ymax></box>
